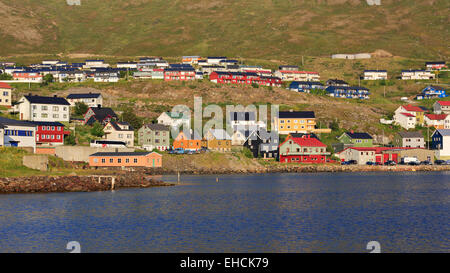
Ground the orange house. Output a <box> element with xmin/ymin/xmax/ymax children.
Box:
<box><xmin>172</xmin><ymin>131</ymin><xmax>205</xmax><ymax>150</ymax></box>
<box><xmin>89</xmin><ymin>152</ymin><xmax>162</xmax><ymax>168</ymax></box>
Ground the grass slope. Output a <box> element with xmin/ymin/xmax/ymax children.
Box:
<box><xmin>0</xmin><ymin>0</ymin><xmax>448</xmax><ymax>59</ymax></box>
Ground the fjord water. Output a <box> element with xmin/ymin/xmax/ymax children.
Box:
<box><xmin>0</xmin><ymin>172</ymin><xmax>449</xmax><ymax>253</ymax></box>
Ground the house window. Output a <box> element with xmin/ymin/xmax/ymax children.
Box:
<box><xmin>126</xmin><ymin>158</ymin><xmax>130</xmax><ymax>163</ymax></box>
<box><xmin>118</xmin><ymin>158</ymin><xmax>122</xmax><ymax>163</ymax></box>
<box><xmin>134</xmin><ymin>158</ymin><xmax>138</xmax><ymax>163</ymax></box>
<box><xmin>110</xmin><ymin>158</ymin><xmax>114</xmax><ymax>163</ymax></box>
<box><xmin>101</xmin><ymin>158</ymin><xmax>106</xmax><ymax>163</ymax></box>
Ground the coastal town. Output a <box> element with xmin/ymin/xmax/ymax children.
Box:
<box><xmin>0</xmin><ymin>56</ymin><xmax>449</xmax><ymax>178</ymax></box>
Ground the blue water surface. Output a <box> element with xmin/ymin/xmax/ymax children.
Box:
<box><xmin>0</xmin><ymin>172</ymin><xmax>448</xmax><ymax>253</ymax></box>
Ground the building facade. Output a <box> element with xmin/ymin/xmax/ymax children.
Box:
<box><xmin>138</xmin><ymin>123</ymin><xmax>170</xmax><ymax>151</ymax></box>
<box><xmin>279</xmin><ymin>134</ymin><xmax>329</xmax><ymax>163</ymax></box>
<box><xmin>89</xmin><ymin>152</ymin><xmax>162</xmax><ymax>168</ymax></box>
<box><xmin>17</xmin><ymin>95</ymin><xmax>70</xmax><ymax>122</ymax></box>
<box><xmin>273</xmin><ymin>111</ymin><xmax>316</xmax><ymax>135</ymax></box>
<box><xmin>0</xmin><ymin>82</ymin><xmax>12</xmax><ymax>108</ymax></box>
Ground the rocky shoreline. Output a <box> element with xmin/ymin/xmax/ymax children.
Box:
<box><xmin>150</xmin><ymin>164</ymin><xmax>450</xmax><ymax>175</ymax></box>
<box><xmin>0</xmin><ymin>173</ymin><xmax>173</xmax><ymax>194</ymax></box>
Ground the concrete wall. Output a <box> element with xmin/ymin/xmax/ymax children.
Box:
<box><xmin>23</xmin><ymin>155</ymin><xmax>48</xmax><ymax>171</ymax></box>
<box><xmin>55</xmin><ymin>146</ymin><xmax>135</xmax><ymax>162</ymax></box>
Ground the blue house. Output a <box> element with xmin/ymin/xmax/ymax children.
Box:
<box><xmin>325</xmin><ymin>86</ymin><xmax>370</xmax><ymax>99</ymax></box>
<box><xmin>416</xmin><ymin>85</ymin><xmax>448</xmax><ymax>100</ymax></box>
<box><xmin>289</xmin><ymin>81</ymin><xmax>325</xmax><ymax>93</ymax></box>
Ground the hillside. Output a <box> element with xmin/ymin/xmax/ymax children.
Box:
<box><xmin>0</xmin><ymin>0</ymin><xmax>448</xmax><ymax>59</ymax></box>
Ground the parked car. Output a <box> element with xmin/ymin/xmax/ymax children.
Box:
<box><xmin>342</xmin><ymin>160</ymin><xmax>357</xmax><ymax>165</ymax></box>
<box><xmin>408</xmin><ymin>161</ymin><xmax>420</xmax><ymax>166</ymax></box>
<box><xmin>384</xmin><ymin>160</ymin><xmax>397</xmax><ymax>166</ymax></box>
<box><xmin>420</xmin><ymin>160</ymin><xmax>432</xmax><ymax>165</ymax></box>
<box><xmin>444</xmin><ymin>160</ymin><xmax>450</xmax><ymax>165</ymax></box>
<box><xmin>366</xmin><ymin>161</ymin><xmax>376</xmax><ymax>166</ymax></box>
<box><xmin>434</xmin><ymin>160</ymin><xmax>445</xmax><ymax>165</ymax></box>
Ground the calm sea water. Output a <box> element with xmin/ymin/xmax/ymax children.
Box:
<box><xmin>0</xmin><ymin>172</ymin><xmax>449</xmax><ymax>253</ymax></box>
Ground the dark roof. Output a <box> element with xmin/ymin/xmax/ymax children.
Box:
<box><xmin>67</xmin><ymin>93</ymin><xmax>101</xmax><ymax>99</ymax></box>
<box><xmin>90</xmin><ymin>152</ymin><xmax>154</xmax><ymax>157</ymax></box>
<box><xmin>0</xmin><ymin>117</ymin><xmax>36</xmax><ymax>127</ymax></box>
<box><xmin>108</xmin><ymin>120</ymin><xmax>133</xmax><ymax>131</ymax></box>
<box><xmin>278</xmin><ymin>111</ymin><xmax>315</xmax><ymax>119</ymax></box>
<box><xmin>398</xmin><ymin>131</ymin><xmax>423</xmax><ymax>138</ymax></box>
<box><xmin>30</xmin><ymin>121</ymin><xmax>65</xmax><ymax>127</ymax></box>
<box><xmin>426</xmin><ymin>61</ymin><xmax>445</xmax><ymax>65</ymax></box>
<box><xmin>143</xmin><ymin>123</ymin><xmax>170</xmax><ymax>131</ymax></box>
<box><xmin>91</xmin><ymin>140</ymin><xmax>127</xmax><ymax>145</ymax></box>
<box><xmin>89</xmin><ymin>107</ymin><xmax>118</xmax><ymax>122</ymax></box>
<box><xmin>364</xmin><ymin>70</ymin><xmax>387</xmax><ymax>72</ymax></box>
<box><xmin>345</xmin><ymin>132</ymin><xmax>373</xmax><ymax>139</ymax></box>
<box><xmin>290</xmin><ymin>133</ymin><xmax>319</xmax><ymax>139</ymax></box>
<box><xmin>24</xmin><ymin>95</ymin><xmax>70</xmax><ymax>105</ymax></box>
<box><xmin>326</xmin><ymin>79</ymin><xmax>349</xmax><ymax>85</ymax></box>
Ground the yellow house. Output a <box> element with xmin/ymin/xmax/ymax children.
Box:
<box><xmin>204</xmin><ymin>129</ymin><xmax>232</xmax><ymax>152</ymax></box>
<box><xmin>274</xmin><ymin>111</ymin><xmax>316</xmax><ymax>135</ymax></box>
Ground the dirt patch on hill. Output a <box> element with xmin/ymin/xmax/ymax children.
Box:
<box><xmin>0</xmin><ymin>1</ymin><xmax>43</xmax><ymax>46</ymax></box>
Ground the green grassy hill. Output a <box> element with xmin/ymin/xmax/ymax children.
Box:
<box><xmin>0</xmin><ymin>0</ymin><xmax>448</xmax><ymax>59</ymax></box>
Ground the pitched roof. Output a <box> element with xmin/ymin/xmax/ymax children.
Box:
<box><xmin>279</xmin><ymin>111</ymin><xmax>315</xmax><ymax>119</ymax></box>
<box><xmin>436</xmin><ymin>101</ymin><xmax>450</xmax><ymax>106</ymax></box>
<box><xmin>208</xmin><ymin>129</ymin><xmax>231</xmax><ymax>140</ymax></box>
<box><xmin>345</xmin><ymin>132</ymin><xmax>373</xmax><ymax>139</ymax></box>
<box><xmin>289</xmin><ymin>135</ymin><xmax>327</xmax><ymax>147</ymax></box>
<box><xmin>0</xmin><ymin>117</ymin><xmax>36</xmax><ymax>127</ymax></box>
<box><xmin>0</xmin><ymin>82</ymin><xmax>12</xmax><ymax>89</ymax></box>
<box><xmin>435</xmin><ymin>129</ymin><xmax>450</xmax><ymax>136</ymax></box>
<box><xmin>107</xmin><ymin>120</ymin><xmax>133</xmax><ymax>131</ymax></box>
<box><xmin>425</xmin><ymin>114</ymin><xmax>448</xmax><ymax>121</ymax></box>
<box><xmin>398</xmin><ymin>131</ymin><xmax>423</xmax><ymax>138</ymax></box>
<box><xmin>30</xmin><ymin>121</ymin><xmax>65</xmax><ymax>127</ymax></box>
<box><xmin>143</xmin><ymin>123</ymin><xmax>170</xmax><ymax>131</ymax></box>
<box><xmin>24</xmin><ymin>95</ymin><xmax>70</xmax><ymax>105</ymax></box>
<box><xmin>400</xmin><ymin>112</ymin><xmax>415</xmax><ymax>117</ymax></box>
<box><xmin>67</xmin><ymin>93</ymin><xmax>101</xmax><ymax>99</ymax></box>
<box><xmin>87</xmin><ymin>107</ymin><xmax>118</xmax><ymax>124</ymax></box>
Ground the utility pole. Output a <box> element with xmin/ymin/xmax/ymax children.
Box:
<box><xmin>384</xmin><ymin>86</ymin><xmax>386</xmax><ymax>98</ymax></box>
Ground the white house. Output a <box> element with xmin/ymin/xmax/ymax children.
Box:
<box><xmin>157</xmin><ymin>111</ymin><xmax>190</xmax><ymax>130</ymax></box>
<box><xmin>66</xmin><ymin>93</ymin><xmax>103</xmax><ymax>107</ymax></box>
<box><xmin>103</xmin><ymin>120</ymin><xmax>134</xmax><ymax>147</ymax></box>
<box><xmin>401</xmin><ymin>70</ymin><xmax>435</xmax><ymax>80</ymax></box>
<box><xmin>94</xmin><ymin>72</ymin><xmax>119</xmax><ymax>82</ymax></box>
<box><xmin>116</xmin><ymin>62</ymin><xmax>137</xmax><ymax>69</ymax></box>
<box><xmin>424</xmin><ymin>114</ymin><xmax>449</xmax><ymax>129</ymax></box>
<box><xmin>0</xmin><ymin>117</ymin><xmax>36</xmax><ymax>148</ymax></box>
<box><xmin>0</xmin><ymin>82</ymin><xmax>12</xmax><ymax>108</ymax></box>
<box><xmin>394</xmin><ymin>112</ymin><xmax>417</xmax><ymax>130</ymax></box>
<box><xmin>273</xmin><ymin>70</ymin><xmax>320</xmax><ymax>82</ymax></box>
<box><xmin>363</xmin><ymin>70</ymin><xmax>388</xmax><ymax>80</ymax></box>
<box><xmin>58</xmin><ymin>71</ymin><xmax>86</xmax><ymax>83</ymax></box>
<box><xmin>433</xmin><ymin>101</ymin><xmax>450</xmax><ymax>114</ymax></box>
<box><xmin>228</xmin><ymin>111</ymin><xmax>266</xmax><ymax>132</ymax></box>
<box><xmin>17</xmin><ymin>95</ymin><xmax>70</xmax><ymax>122</ymax></box>
<box><xmin>83</xmin><ymin>60</ymin><xmax>110</xmax><ymax>69</ymax></box>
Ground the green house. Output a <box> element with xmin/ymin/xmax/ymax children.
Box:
<box><xmin>338</xmin><ymin>131</ymin><xmax>373</xmax><ymax>147</ymax></box>
<box><xmin>138</xmin><ymin>123</ymin><xmax>171</xmax><ymax>151</ymax></box>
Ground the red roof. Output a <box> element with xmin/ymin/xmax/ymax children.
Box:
<box><xmin>425</xmin><ymin>114</ymin><xmax>448</xmax><ymax>120</ymax></box>
<box><xmin>401</xmin><ymin>112</ymin><xmax>415</xmax><ymax>117</ymax></box>
<box><xmin>437</xmin><ymin>101</ymin><xmax>450</xmax><ymax>106</ymax></box>
<box><xmin>0</xmin><ymin>82</ymin><xmax>12</xmax><ymax>89</ymax></box>
<box><xmin>402</xmin><ymin>104</ymin><xmax>424</xmax><ymax>112</ymax></box>
<box><xmin>290</xmin><ymin>136</ymin><xmax>327</xmax><ymax>147</ymax></box>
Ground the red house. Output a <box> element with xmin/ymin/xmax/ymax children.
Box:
<box><xmin>13</xmin><ymin>71</ymin><xmax>43</xmax><ymax>83</ymax></box>
<box><xmin>33</xmin><ymin>121</ymin><xmax>70</xmax><ymax>146</ymax></box>
<box><xmin>164</xmin><ymin>67</ymin><xmax>196</xmax><ymax>81</ymax></box>
<box><xmin>209</xmin><ymin>71</ymin><xmax>282</xmax><ymax>87</ymax></box>
<box><xmin>279</xmin><ymin>134</ymin><xmax>330</xmax><ymax>163</ymax></box>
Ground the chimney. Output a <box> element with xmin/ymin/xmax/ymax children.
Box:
<box><xmin>54</xmin><ymin>95</ymin><xmax>57</xmax><ymax>97</ymax></box>
<box><xmin>28</xmin><ymin>93</ymin><xmax>32</xmax><ymax>96</ymax></box>
<box><xmin>97</xmin><ymin>104</ymin><xmax>101</xmax><ymax>108</ymax></box>
<box><xmin>350</xmin><ymin>130</ymin><xmax>354</xmax><ymax>134</ymax></box>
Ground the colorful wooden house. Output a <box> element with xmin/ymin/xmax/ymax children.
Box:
<box><xmin>279</xmin><ymin>134</ymin><xmax>329</xmax><ymax>163</ymax></box>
